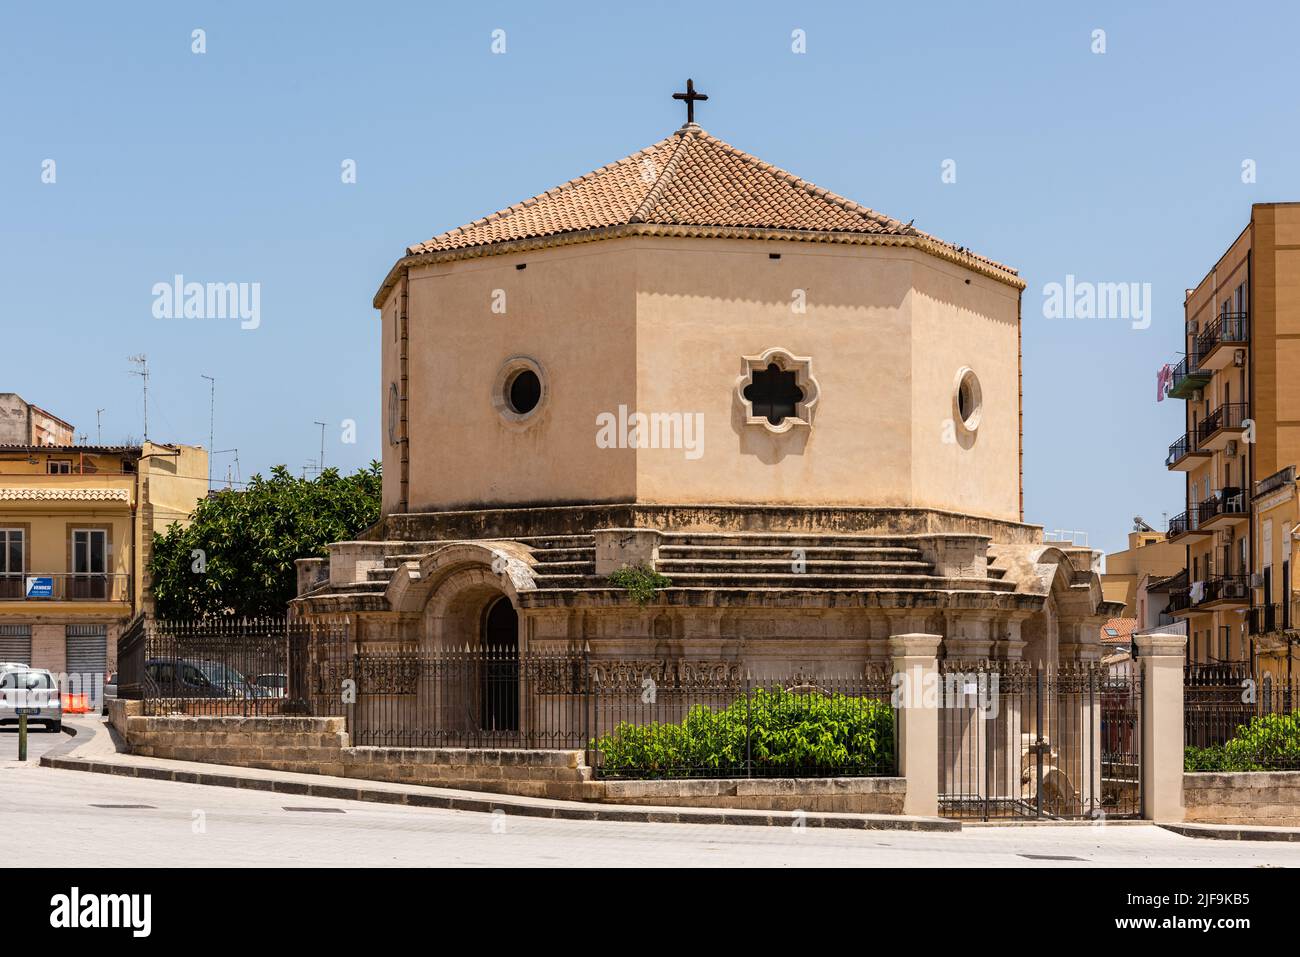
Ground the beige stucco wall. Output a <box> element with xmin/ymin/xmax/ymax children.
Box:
<box><xmin>385</xmin><ymin>237</ymin><xmax>1021</xmax><ymax>521</ymax></box>
<box><xmin>392</xmin><ymin>244</ymin><xmax>639</xmax><ymax>514</ymax></box>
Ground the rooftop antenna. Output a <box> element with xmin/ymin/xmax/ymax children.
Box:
<box><xmin>127</xmin><ymin>354</ymin><xmax>149</xmax><ymax>442</ymax></box>
<box><xmin>214</xmin><ymin>448</ymin><xmax>240</xmax><ymax>487</ymax></box>
<box><xmin>201</xmin><ymin>374</ymin><xmax>215</xmax><ymax>488</ymax></box>
<box><xmin>96</xmin><ymin>409</ymin><xmax>104</xmax><ymax>444</ymax></box>
<box><xmin>314</xmin><ymin>421</ymin><xmax>326</xmax><ymax>475</ymax></box>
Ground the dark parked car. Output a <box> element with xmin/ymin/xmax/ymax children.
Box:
<box><xmin>143</xmin><ymin>659</ymin><xmax>273</xmax><ymax>699</ymax></box>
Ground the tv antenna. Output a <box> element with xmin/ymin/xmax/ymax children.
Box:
<box><xmin>314</xmin><ymin>421</ymin><xmax>326</xmax><ymax>475</ymax></box>
<box><xmin>201</xmin><ymin>374</ymin><xmax>216</xmax><ymax>487</ymax></box>
<box><xmin>128</xmin><ymin>354</ymin><xmax>150</xmax><ymax>441</ymax></box>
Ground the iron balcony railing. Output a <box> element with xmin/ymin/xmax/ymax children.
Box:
<box><xmin>1194</xmin><ymin>312</ymin><xmax>1249</xmax><ymax>356</ymax></box>
<box><xmin>1167</xmin><ymin>586</ymin><xmax>1193</xmax><ymax>612</ymax></box>
<box><xmin>1169</xmin><ymin>352</ymin><xmax>1212</xmax><ymax>399</ymax></box>
<box><xmin>0</xmin><ymin>573</ymin><xmax>130</xmax><ymax>602</ymax></box>
<box><xmin>1166</xmin><ymin>432</ymin><xmax>1197</xmax><ymax>467</ymax></box>
<box><xmin>1195</xmin><ymin>487</ymin><xmax>1248</xmax><ymax>525</ymax></box>
<box><xmin>1167</xmin><ymin>509</ymin><xmax>1201</xmax><ymax>539</ymax></box>
<box><xmin>1200</xmin><ymin>575</ymin><xmax>1250</xmax><ymax>605</ymax></box>
<box><xmin>1196</xmin><ymin>402</ymin><xmax>1250</xmax><ymax>443</ymax></box>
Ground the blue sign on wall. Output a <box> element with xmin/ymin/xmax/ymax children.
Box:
<box><xmin>25</xmin><ymin>576</ymin><xmax>54</xmax><ymax>599</ymax></box>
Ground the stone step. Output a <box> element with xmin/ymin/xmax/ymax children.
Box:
<box><xmin>656</xmin><ymin>558</ymin><xmax>934</xmax><ymax>574</ymax></box>
<box><xmin>530</xmin><ymin>560</ymin><xmax>595</xmax><ymax>573</ymax></box>
<box><xmin>380</xmin><ymin>537</ymin><xmax>596</xmax><ymax>569</ymax></box>
<box><xmin>658</xmin><ymin>544</ymin><xmax>924</xmax><ymax>561</ymax></box>
<box><xmin>660</xmin><ymin>532</ymin><xmax>933</xmax><ymax>549</ymax></box>
<box><xmin>537</xmin><ymin>572</ymin><xmax>1015</xmax><ymax>591</ymax></box>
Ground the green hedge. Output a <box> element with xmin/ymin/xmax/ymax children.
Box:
<box><xmin>594</xmin><ymin>687</ymin><xmax>895</xmax><ymax>778</ymax></box>
<box><xmin>1184</xmin><ymin>712</ymin><xmax>1300</xmax><ymax>772</ymax></box>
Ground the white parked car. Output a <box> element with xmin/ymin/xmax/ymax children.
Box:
<box><xmin>0</xmin><ymin>668</ymin><xmax>63</xmax><ymax>733</ymax></box>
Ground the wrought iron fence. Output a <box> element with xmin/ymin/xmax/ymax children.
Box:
<box><xmin>1185</xmin><ymin>664</ymin><xmax>1300</xmax><ymax>770</ymax></box>
<box><xmin>119</xmin><ymin>616</ymin><xmax>348</xmax><ymax>716</ymax></box>
<box><xmin>121</xmin><ymin>618</ymin><xmax>898</xmax><ymax>778</ymax></box>
<box><xmin>305</xmin><ymin>637</ymin><xmax>898</xmax><ymax>777</ymax></box>
<box><xmin>938</xmin><ymin>661</ymin><xmax>1142</xmax><ymax>821</ymax></box>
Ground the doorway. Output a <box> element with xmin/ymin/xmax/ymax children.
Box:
<box><xmin>480</xmin><ymin>596</ymin><xmax>519</xmax><ymax>733</ymax></box>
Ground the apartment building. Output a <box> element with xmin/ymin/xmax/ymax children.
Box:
<box><xmin>1164</xmin><ymin>204</ymin><xmax>1300</xmax><ymax>676</ymax></box>
<box><xmin>0</xmin><ymin>399</ymin><xmax>206</xmax><ymax>685</ymax></box>
<box><xmin>1102</xmin><ymin>521</ymin><xmax>1185</xmax><ymax>618</ymax></box>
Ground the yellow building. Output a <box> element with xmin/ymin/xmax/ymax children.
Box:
<box><xmin>1102</xmin><ymin>522</ymin><xmax>1185</xmax><ymax>619</ymax></box>
<box><xmin>0</xmin><ymin>422</ymin><xmax>207</xmax><ymax>681</ymax></box>
<box><xmin>1164</xmin><ymin>204</ymin><xmax>1300</xmax><ymax>669</ymax></box>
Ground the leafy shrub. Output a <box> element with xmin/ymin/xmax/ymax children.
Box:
<box><xmin>607</xmin><ymin>564</ymin><xmax>672</xmax><ymax>605</ymax></box>
<box><xmin>595</xmin><ymin>687</ymin><xmax>895</xmax><ymax>778</ymax></box>
<box><xmin>1184</xmin><ymin>712</ymin><xmax>1300</xmax><ymax>771</ymax></box>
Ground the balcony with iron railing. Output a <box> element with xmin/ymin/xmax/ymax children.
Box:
<box><xmin>1167</xmin><ymin>509</ymin><xmax>1209</xmax><ymax>542</ymax></box>
<box><xmin>1194</xmin><ymin>312</ymin><xmax>1249</xmax><ymax>371</ymax></box>
<box><xmin>1196</xmin><ymin>487</ymin><xmax>1249</xmax><ymax>530</ymax></box>
<box><xmin>1168</xmin><ymin>352</ymin><xmax>1212</xmax><ymax>400</ymax></box>
<box><xmin>0</xmin><ymin>573</ymin><xmax>130</xmax><ymax>603</ymax></box>
<box><xmin>1166</xmin><ymin>431</ymin><xmax>1210</xmax><ymax>471</ymax></box>
<box><xmin>1199</xmin><ymin>574</ymin><xmax>1251</xmax><ymax>608</ymax></box>
<box><xmin>1196</xmin><ymin>402</ymin><xmax>1250</xmax><ymax>452</ymax></box>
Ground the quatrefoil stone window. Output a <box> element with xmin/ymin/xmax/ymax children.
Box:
<box><xmin>734</xmin><ymin>348</ymin><xmax>820</xmax><ymax>434</ymax></box>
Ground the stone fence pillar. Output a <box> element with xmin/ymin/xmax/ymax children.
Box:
<box><xmin>1135</xmin><ymin>633</ymin><xmax>1187</xmax><ymax>823</ymax></box>
<box><xmin>889</xmin><ymin>632</ymin><xmax>943</xmax><ymax>817</ymax></box>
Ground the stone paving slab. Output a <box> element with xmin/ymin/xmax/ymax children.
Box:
<box><xmin>45</xmin><ymin>716</ymin><xmax>958</xmax><ymax>832</ymax></box>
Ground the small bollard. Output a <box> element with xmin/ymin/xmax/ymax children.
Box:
<box><xmin>18</xmin><ymin>712</ymin><xmax>27</xmax><ymax>762</ymax></box>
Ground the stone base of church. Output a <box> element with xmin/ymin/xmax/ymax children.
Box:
<box><xmin>294</xmin><ymin>503</ymin><xmax>1121</xmax><ymax>673</ymax></box>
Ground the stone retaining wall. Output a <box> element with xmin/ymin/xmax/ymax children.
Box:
<box><xmin>111</xmin><ymin>707</ymin><xmax>590</xmax><ymax>800</ymax></box>
<box><xmin>1184</xmin><ymin>772</ymin><xmax>1300</xmax><ymax>827</ymax></box>
<box><xmin>597</xmin><ymin>776</ymin><xmax>906</xmax><ymax>814</ymax></box>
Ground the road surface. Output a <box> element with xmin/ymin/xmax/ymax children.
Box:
<box><xmin>0</xmin><ymin>762</ymin><xmax>1294</xmax><ymax>867</ymax></box>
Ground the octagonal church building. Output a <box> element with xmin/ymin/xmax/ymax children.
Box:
<box><xmin>295</xmin><ymin>112</ymin><xmax>1120</xmax><ymax>676</ymax></box>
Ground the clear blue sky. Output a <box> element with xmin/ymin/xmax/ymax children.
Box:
<box><xmin>3</xmin><ymin>1</ymin><xmax>1297</xmax><ymax>554</ymax></box>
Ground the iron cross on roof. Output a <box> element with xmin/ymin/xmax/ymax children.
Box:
<box><xmin>673</xmin><ymin>78</ymin><xmax>708</xmax><ymax>124</ymax></box>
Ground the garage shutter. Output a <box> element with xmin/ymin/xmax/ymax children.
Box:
<box><xmin>0</xmin><ymin>625</ymin><xmax>32</xmax><ymax>665</ymax></box>
<box><xmin>65</xmin><ymin>624</ymin><xmax>108</xmax><ymax>681</ymax></box>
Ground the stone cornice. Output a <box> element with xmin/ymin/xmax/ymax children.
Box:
<box><xmin>372</xmin><ymin>222</ymin><xmax>1027</xmax><ymax>308</ymax></box>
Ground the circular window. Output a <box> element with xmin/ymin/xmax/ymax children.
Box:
<box><xmin>507</xmin><ymin>369</ymin><xmax>541</xmax><ymax>414</ymax></box>
<box><xmin>953</xmin><ymin>367</ymin><xmax>982</xmax><ymax>434</ymax></box>
<box><xmin>492</xmin><ymin>356</ymin><xmax>547</xmax><ymax>427</ymax></box>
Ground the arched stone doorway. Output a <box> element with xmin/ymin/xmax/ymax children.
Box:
<box><xmin>480</xmin><ymin>595</ymin><xmax>519</xmax><ymax>732</ymax></box>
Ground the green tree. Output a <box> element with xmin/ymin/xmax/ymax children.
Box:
<box><xmin>148</xmin><ymin>462</ymin><xmax>381</xmax><ymax>619</ymax></box>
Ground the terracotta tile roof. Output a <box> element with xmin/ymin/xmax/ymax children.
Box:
<box><xmin>1100</xmin><ymin>617</ymin><xmax>1138</xmax><ymax>644</ymax></box>
<box><xmin>0</xmin><ymin>488</ymin><xmax>130</xmax><ymax>502</ymax></box>
<box><xmin>390</xmin><ymin>124</ymin><xmax>1016</xmax><ymax>296</ymax></box>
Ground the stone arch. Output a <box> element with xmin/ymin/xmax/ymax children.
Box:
<box><xmin>383</xmin><ymin>541</ymin><xmax>537</xmax><ymax>651</ymax></box>
<box><xmin>1019</xmin><ymin>547</ymin><xmax>1108</xmax><ymax>670</ymax></box>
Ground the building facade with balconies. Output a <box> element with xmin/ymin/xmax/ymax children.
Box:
<box><xmin>0</xmin><ymin>417</ymin><xmax>207</xmax><ymax>684</ymax></box>
<box><xmin>1164</xmin><ymin>204</ymin><xmax>1300</xmax><ymax>668</ymax></box>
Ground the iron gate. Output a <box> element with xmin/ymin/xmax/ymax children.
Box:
<box><xmin>938</xmin><ymin>661</ymin><xmax>1142</xmax><ymax>821</ymax></box>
